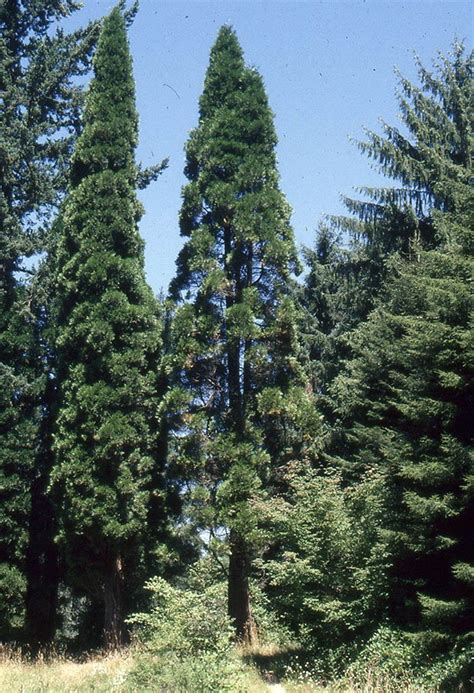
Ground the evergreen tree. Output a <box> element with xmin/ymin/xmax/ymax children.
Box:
<box><xmin>0</xmin><ymin>0</ymin><xmax>97</xmax><ymax>642</ymax></box>
<box><xmin>273</xmin><ymin>42</ymin><xmax>473</xmax><ymax>674</ymax></box>
<box><xmin>52</xmin><ymin>7</ymin><xmax>165</xmax><ymax>648</ymax></box>
<box><xmin>302</xmin><ymin>43</ymin><xmax>472</xmax><ymax>403</ymax></box>
<box><xmin>300</xmin><ymin>226</ymin><xmax>356</xmax><ymax>396</ymax></box>
<box><xmin>332</xmin><ymin>216</ymin><xmax>473</xmax><ymax>659</ymax></box>
<box><xmin>328</xmin><ymin>44</ymin><xmax>473</xmax><ymax>661</ymax></box>
<box><xmin>347</xmin><ymin>42</ymin><xmax>471</xmax><ymax>216</ymax></box>
<box><xmin>168</xmin><ymin>26</ymin><xmax>317</xmax><ymax>642</ymax></box>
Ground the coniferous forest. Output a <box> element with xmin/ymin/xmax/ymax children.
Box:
<box><xmin>0</xmin><ymin>3</ymin><xmax>472</xmax><ymax>691</ymax></box>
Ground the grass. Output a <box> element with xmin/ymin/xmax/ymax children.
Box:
<box><xmin>0</xmin><ymin>644</ymin><xmax>430</xmax><ymax>692</ymax></box>
<box><xmin>241</xmin><ymin>643</ymin><xmax>428</xmax><ymax>693</ymax></box>
<box><xmin>0</xmin><ymin>646</ymin><xmax>267</xmax><ymax>693</ymax></box>
<box><xmin>0</xmin><ymin>648</ymin><xmax>133</xmax><ymax>692</ymax></box>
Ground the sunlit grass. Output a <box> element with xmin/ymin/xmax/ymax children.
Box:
<box><xmin>0</xmin><ymin>644</ymin><xmax>429</xmax><ymax>692</ymax></box>
<box><xmin>0</xmin><ymin>647</ymin><xmax>133</xmax><ymax>692</ymax></box>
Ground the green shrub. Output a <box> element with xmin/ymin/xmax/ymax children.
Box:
<box><xmin>0</xmin><ymin>564</ymin><xmax>26</xmax><ymax>638</ymax></box>
<box><xmin>415</xmin><ymin>635</ymin><xmax>474</xmax><ymax>692</ymax></box>
<box><xmin>343</xmin><ymin>625</ymin><xmax>474</xmax><ymax>692</ymax></box>
<box><xmin>127</xmin><ymin>577</ymin><xmax>249</xmax><ymax>692</ymax></box>
<box><xmin>265</xmin><ymin>463</ymin><xmax>392</xmax><ymax>651</ymax></box>
<box><xmin>345</xmin><ymin>626</ymin><xmax>415</xmax><ymax>682</ymax></box>
<box><xmin>249</xmin><ymin>580</ymin><xmax>294</xmax><ymax>648</ymax></box>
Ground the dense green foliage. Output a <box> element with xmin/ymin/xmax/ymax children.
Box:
<box><xmin>167</xmin><ymin>26</ymin><xmax>317</xmax><ymax>642</ymax></box>
<box><xmin>264</xmin><ymin>463</ymin><xmax>390</xmax><ymax>650</ymax></box>
<box><xmin>0</xmin><ymin>6</ymin><xmax>472</xmax><ymax>689</ymax></box>
<box><xmin>51</xmin><ymin>8</ymin><xmax>165</xmax><ymax>648</ymax></box>
<box><xmin>0</xmin><ymin>0</ymin><xmax>97</xmax><ymax>642</ymax></box>
<box><xmin>326</xmin><ymin>229</ymin><xmax>473</xmax><ymax>675</ymax></box>
<box><xmin>128</xmin><ymin>576</ymin><xmax>247</xmax><ymax>692</ymax></box>
<box><xmin>291</xmin><ymin>41</ymin><xmax>473</xmax><ymax>688</ymax></box>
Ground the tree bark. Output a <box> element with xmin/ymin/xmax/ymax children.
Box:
<box><xmin>25</xmin><ymin>487</ymin><xmax>59</xmax><ymax>646</ymax></box>
<box><xmin>223</xmin><ymin>221</ymin><xmax>243</xmax><ymax>431</ymax></box>
<box><xmin>224</xmin><ymin>230</ymin><xmax>257</xmax><ymax>644</ymax></box>
<box><xmin>228</xmin><ymin>530</ymin><xmax>257</xmax><ymax>645</ymax></box>
<box><xmin>25</xmin><ymin>376</ymin><xmax>59</xmax><ymax>647</ymax></box>
<box><xmin>103</xmin><ymin>552</ymin><xmax>124</xmax><ymax>650</ymax></box>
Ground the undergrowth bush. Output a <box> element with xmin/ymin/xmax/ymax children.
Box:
<box><xmin>249</xmin><ymin>580</ymin><xmax>294</xmax><ymax>648</ymax></box>
<box><xmin>340</xmin><ymin>625</ymin><xmax>473</xmax><ymax>692</ymax></box>
<box><xmin>412</xmin><ymin>636</ymin><xmax>474</xmax><ymax>692</ymax></box>
<box><xmin>265</xmin><ymin>464</ymin><xmax>392</xmax><ymax>652</ymax></box>
<box><xmin>126</xmin><ymin>576</ymin><xmax>249</xmax><ymax>692</ymax></box>
<box><xmin>343</xmin><ymin>626</ymin><xmax>415</xmax><ymax>684</ymax></box>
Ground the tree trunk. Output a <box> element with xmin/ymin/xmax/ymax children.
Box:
<box><xmin>223</xmin><ymin>221</ymin><xmax>243</xmax><ymax>431</ymax></box>
<box><xmin>25</xmin><ymin>376</ymin><xmax>59</xmax><ymax>647</ymax></box>
<box><xmin>25</xmin><ymin>487</ymin><xmax>59</xmax><ymax>646</ymax></box>
<box><xmin>228</xmin><ymin>530</ymin><xmax>257</xmax><ymax>645</ymax></box>
<box><xmin>103</xmin><ymin>552</ymin><xmax>124</xmax><ymax>650</ymax></box>
<box><xmin>224</xmin><ymin>230</ymin><xmax>257</xmax><ymax>644</ymax></box>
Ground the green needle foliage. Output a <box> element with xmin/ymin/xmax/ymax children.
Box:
<box><xmin>273</xmin><ymin>44</ymin><xmax>473</xmax><ymax>684</ymax></box>
<box><xmin>0</xmin><ymin>6</ymin><xmax>470</xmax><ymax>680</ymax></box>
<box><xmin>324</xmin><ymin>43</ymin><xmax>473</xmax><ymax>667</ymax></box>
<box><xmin>0</xmin><ymin>0</ymin><xmax>97</xmax><ymax>643</ymax></box>
<box><xmin>52</xmin><ymin>7</ymin><xmax>165</xmax><ymax>649</ymax></box>
<box><xmin>167</xmin><ymin>25</ymin><xmax>318</xmax><ymax>643</ymax></box>
<box><xmin>331</xmin><ymin>203</ymin><xmax>473</xmax><ymax>662</ymax></box>
<box><xmin>303</xmin><ymin>43</ymin><xmax>473</xmax><ymax>402</ymax></box>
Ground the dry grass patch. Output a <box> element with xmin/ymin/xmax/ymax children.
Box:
<box><xmin>0</xmin><ymin>648</ymin><xmax>133</xmax><ymax>692</ymax></box>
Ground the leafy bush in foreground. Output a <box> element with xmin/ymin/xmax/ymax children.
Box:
<box><xmin>127</xmin><ymin>577</ymin><xmax>249</xmax><ymax>692</ymax></box>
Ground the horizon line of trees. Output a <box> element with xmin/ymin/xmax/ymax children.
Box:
<box><xmin>1</xmin><ymin>1</ymin><xmax>472</xmax><ymax>675</ymax></box>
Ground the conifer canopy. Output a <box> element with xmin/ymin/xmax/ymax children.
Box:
<box><xmin>52</xmin><ymin>7</ymin><xmax>164</xmax><ymax>648</ymax></box>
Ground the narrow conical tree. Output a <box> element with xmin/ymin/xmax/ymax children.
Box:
<box><xmin>168</xmin><ymin>26</ymin><xmax>317</xmax><ymax>642</ymax></box>
<box><xmin>0</xmin><ymin>0</ymin><xmax>97</xmax><ymax>642</ymax></box>
<box><xmin>52</xmin><ymin>7</ymin><xmax>165</xmax><ymax>648</ymax></box>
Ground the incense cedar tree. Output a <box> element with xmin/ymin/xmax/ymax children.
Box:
<box><xmin>52</xmin><ymin>7</ymin><xmax>165</xmax><ymax>649</ymax></box>
<box><xmin>167</xmin><ymin>26</ymin><xmax>318</xmax><ymax>643</ymax></box>
<box><xmin>0</xmin><ymin>0</ymin><xmax>97</xmax><ymax>642</ymax></box>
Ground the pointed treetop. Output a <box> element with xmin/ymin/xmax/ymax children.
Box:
<box><xmin>199</xmin><ymin>25</ymin><xmax>246</xmax><ymax>120</ymax></box>
<box><xmin>212</xmin><ymin>24</ymin><xmax>242</xmax><ymax>53</ymax></box>
<box><xmin>71</xmin><ymin>5</ymin><xmax>137</xmax><ymax>184</ymax></box>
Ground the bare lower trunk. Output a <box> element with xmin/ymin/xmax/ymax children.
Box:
<box><xmin>228</xmin><ymin>531</ymin><xmax>257</xmax><ymax>645</ymax></box>
<box><xmin>25</xmin><ymin>520</ymin><xmax>59</xmax><ymax>646</ymax></box>
<box><xmin>103</xmin><ymin>553</ymin><xmax>124</xmax><ymax>650</ymax></box>
<box><xmin>25</xmin><ymin>376</ymin><xmax>59</xmax><ymax>648</ymax></box>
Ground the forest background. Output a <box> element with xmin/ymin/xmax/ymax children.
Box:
<box><xmin>0</xmin><ymin>0</ymin><xmax>472</xmax><ymax>691</ymax></box>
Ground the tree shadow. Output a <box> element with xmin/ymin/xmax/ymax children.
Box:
<box><xmin>242</xmin><ymin>645</ymin><xmax>313</xmax><ymax>684</ymax></box>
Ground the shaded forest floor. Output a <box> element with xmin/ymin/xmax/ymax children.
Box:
<box><xmin>0</xmin><ymin>645</ymin><xmax>427</xmax><ymax>692</ymax></box>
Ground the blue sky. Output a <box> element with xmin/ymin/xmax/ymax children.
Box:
<box><xmin>66</xmin><ymin>1</ymin><xmax>472</xmax><ymax>294</ymax></box>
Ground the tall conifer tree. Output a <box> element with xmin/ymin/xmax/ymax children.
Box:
<box><xmin>328</xmin><ymin>44</ymin><xmax>473</xmax><ymax>659</ymax></box>
<box><xmin>303</xmin><ymin>43</ymin><xmax>473</xmax><ymax>403</ymax></box>
<box><xmin>52</xmin><ymin>7</ymin><xmax>165</xmax><ymax>648</ymax></box>
<box><xmin>331</xmin><ymin>209</ymin><xmax>473</xmax><ymax>658</ymax></box>
<box><xmin>168</xmin><ymin>26</ymin><xmax>316</xmax><ymax>642</ymax></box>
<box><xmin>0</xmin><ymin>0</ymin><xmax>97</xmax><ymax>642</ymax></box>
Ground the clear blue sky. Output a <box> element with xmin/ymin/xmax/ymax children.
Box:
<box><xmin>66</xmin><ymin>0</ymin><xmax>472</xmax><ymax>294</ymax></box>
